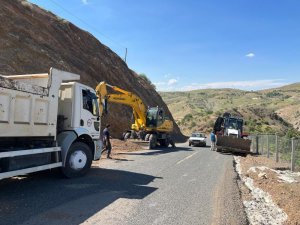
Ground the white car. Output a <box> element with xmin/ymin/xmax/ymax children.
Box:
<box><xmin>188</xmin><ymin>132</ymin><xmax>207</xmax><ymax>147</ymax></box>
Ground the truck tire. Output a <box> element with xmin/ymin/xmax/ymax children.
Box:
<box><xmin>160</xmin><ymin>138</ymin><xmax>170</xmax><ymax>147</ymax></box>
<box><xmin>138</xmin><ymin>131</ymin><xmax>146</xmax><ymax>140</ymax></box>
<box><xmin>149</xmin><ymin>134</ymin><xmax>157</xmax><ymax>149</ymax></box>
<box><xmin>170</xmin><ymin>139</ymin><xmax>175</xmax><ymax>148</ymax></box>
<box><xmin>165</xmin><ymin>138</ymin><xmax>170</xmax><ymax>147</ymax></box>
<box><xmin>145</xmin><ymin>133</ymin><xmax>151</xmax><ymax>141</ymax></box>
<box><xmin>124</xmin><ymin>132</ymin><xmax>131</xmax><ymax>140</ymax></box>
<box><xmin>62</xmin><ymin>142</ymin><xmax>92</xmax><ymax>178</ymax></box>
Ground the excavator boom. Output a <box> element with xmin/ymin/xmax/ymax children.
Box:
<box><xmin>95</xmin><ymin>81</ymin><xmax>147</xmax><ymax>131</ymax></box>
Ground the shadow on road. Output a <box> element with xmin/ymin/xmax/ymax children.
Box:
<box><xmin>118</xmin><ymin>146</ymin><xmax>193</xmax><ymax>156</ymax></box>
<box><xmin>0</xmin><ymin>167</ymin><xmax>160</xmax><ymax>225</ymax></box>
<box><xmin>110</xmin><ymin>158</ymin><xmax>134</xmax><ymax>162</ymax></box>
<box><xmin>219</xmin><ymin>151</ymin><xmax>248</xmax><ymax>157</ymax></box>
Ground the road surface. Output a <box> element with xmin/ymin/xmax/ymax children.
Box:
<box><xmin>0</xmin><ymin>142</ymin><xmax>247</xmax><ymax>225</ymax></box>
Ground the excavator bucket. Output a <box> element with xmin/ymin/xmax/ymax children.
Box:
<box><xmin>216</xmin><ymin>135</ymin><xmax>251</xmax><ymax>153</ymax></box>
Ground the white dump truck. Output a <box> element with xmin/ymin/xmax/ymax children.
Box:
<box><xmin>0</xmin><ymin>68</ymin><xmax>102</xmax><ymax>179</ymax></box>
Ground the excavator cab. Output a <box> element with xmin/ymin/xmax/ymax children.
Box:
<box><xmin>146</xmin><ymin>107</ymin><xmax>165</xmax><ymax>127</ymax></box>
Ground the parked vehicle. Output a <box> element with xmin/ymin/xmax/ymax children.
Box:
<box><xmin>0</xmin><ymin>68</ymin><xmax>102</xmax><ymax>180</ymax></box>
<box><xmin>188</xmin><ymin>132</ymin><xmax>206</xmax><ymax>147</ymax></box>
<box><xmin>213</xmin><ymin>112</ymin><xmax>251</xmax><ymax>153</ymax></box>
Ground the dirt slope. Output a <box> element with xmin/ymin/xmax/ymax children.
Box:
<box><xmin>0</xmin><ymin>0</ymin><xmax>184</xmax><ymax>140</ymax></box>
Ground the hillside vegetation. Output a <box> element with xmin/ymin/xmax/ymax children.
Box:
<box><xmin>160</xmin><ymin>83</ymin><xmax>300</xmax><ymax>136</ymax></box>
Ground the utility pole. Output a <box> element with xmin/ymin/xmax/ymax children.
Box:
<box><xmin>124</xmin><ymin>48</ymin><xmax>128</xmax><ymax>63</ymax></box>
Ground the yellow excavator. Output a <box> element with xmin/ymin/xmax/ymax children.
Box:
<box><xmin>95</xmin><ymin>82</ymin><xmax>175</xmax><ymax>149</ymax></box>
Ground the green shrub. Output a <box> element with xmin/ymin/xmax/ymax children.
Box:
<box><xmin>182</xmin><ymin>114</ymin><xmax>193</xmax><ymax>123</ymax></box>
<box><xmin>285</xmin><ymin>129</ymin><xmax>300</xmax><ymax>138</ymax></box>
<box><xmin>138</xmin><ymin>73</ymin><xmax>156</xmax><ymax>90</ymax></box>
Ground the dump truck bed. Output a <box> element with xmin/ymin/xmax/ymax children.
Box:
<box><xmin>0</xmin><ymin>68</ymin><xmax>79</xmax><ymax>138</ymax></box>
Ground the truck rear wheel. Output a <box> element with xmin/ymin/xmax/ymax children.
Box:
<box><xmin>62</xmin><ymin>142</ymin><xmax>92</xmax><ymax>178</ymax></box>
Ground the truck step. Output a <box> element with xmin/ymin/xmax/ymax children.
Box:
<box><xmin>0</xmin><ymin>147</ymin><xmax>61</xmax><ymax>158</ymax></box>
<box><xmin>0</xmin><ymin>162</ymin><xmax>62</xmax><ymax>180</ymax></box>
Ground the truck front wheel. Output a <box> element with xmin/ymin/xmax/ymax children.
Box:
<box><xmin>62</xmin><ymin>142</ymin><xmax>92</xmax><ymax>178</ymax></box>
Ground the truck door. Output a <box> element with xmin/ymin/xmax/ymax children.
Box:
<box><xmin>80</xmin><ymin>88</ymin><xmax>100</xmax><ymax>138</ymax></box>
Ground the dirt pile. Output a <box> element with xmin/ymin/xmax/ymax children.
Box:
<box><xmin>237</xmin><ymin>155</ymin><xmax>300</xmax><ymax>225</ymax></box>
<box><xmin>0</xmin><ymin>0</ymin><xmax>185</xmax><ymax>140</ymax></box>
<box><xmin>99</xmin><ymin>139</ymin><xmax>142</xmax><ymax>160</ymax></box>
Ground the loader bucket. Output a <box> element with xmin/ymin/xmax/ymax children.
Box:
<box><xmin>216</xmin><ymin>135</ymin><xmax>251</xmax><ymax>153</ymax></box>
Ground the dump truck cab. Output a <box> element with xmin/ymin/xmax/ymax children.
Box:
<box><xmin>58</xmin><ymin>82</ymin><xmax>100</xmax><ymax>138</ymax></box>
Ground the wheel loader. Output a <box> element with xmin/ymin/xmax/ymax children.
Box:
<box><xmin>95</xmin><ymin>82</ymin><xmax>175</xmax><ymax>149</ymax></box>
<box><xmin>213</xmin><ymin>112</ymin><xmax>251</xmax><ymax>154</ymax></box>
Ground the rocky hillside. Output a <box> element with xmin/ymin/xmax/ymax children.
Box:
<box><xmin>160</xmin><ymin>84</ymin><xmax>300</xmax><ymax>136</ymax></box>
<box><xmin>0</xmin><ymin>0</ymin><xmax>184</xmax><ymax>140</ymax></box>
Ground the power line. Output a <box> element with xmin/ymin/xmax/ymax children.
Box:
<box><xmin>47</xmin><ymin>0</ymin><xmax>128</xmax><ymax>61</ymax></box>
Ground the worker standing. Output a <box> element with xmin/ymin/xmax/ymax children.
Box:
<box><xmin>103</xmin><ymin>124</ymin><xmax>112</xmax><ymax>159</ymax></box>
<box><xmin>210</xmin><ymin>130</ymin><xmax>216</xmax><ymax>151</ymax></box>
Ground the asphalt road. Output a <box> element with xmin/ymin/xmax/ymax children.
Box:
<box><xmin>0</xmin><ymin>142</ymin><xmax>247</xmax><ymax>225</ymax></box>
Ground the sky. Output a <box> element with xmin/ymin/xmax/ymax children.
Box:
<box><xmin>28</xmin><ymin>0</ymin><xmax>300</xmax><ymax>91</ymax></box>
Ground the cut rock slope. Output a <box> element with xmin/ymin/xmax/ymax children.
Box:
<box><xmin>0</xmin><ymin>0</ymin><xmax>184</xmax><ymax>140</ymax></box>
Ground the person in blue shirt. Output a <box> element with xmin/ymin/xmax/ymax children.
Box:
<box><xmin>210</xmin><ymin>130</ymin><xmax>216</xmax><ymax>151</ymax></box>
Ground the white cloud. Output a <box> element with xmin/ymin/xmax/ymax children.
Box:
<box><xmin>153</xmin><ymin>81</ymin><xmax>166</xmax><ymax>86</ymax></box>
<box><xmin>245</xmin><ymin>53</ymin><xmax>255</xmax><ymax>58</ymax></box>
<box><xmin>180</xmin><ymin>79</ymin><xmax>287</xmax><ymax>91</ymax></box>
<box><xmin>154</xmin><ymin>78</ymin><xmax>179</xmax><ymax>91</ymax></box>
<box><xmin>168</xmin><ymin>79</ymin><xmax>178</xmax><ymax>86</ymax></box>
<box><xmin>81</xmin><ymin>0</ymin><xmax>89</xmax><ymax>5</ymax></box>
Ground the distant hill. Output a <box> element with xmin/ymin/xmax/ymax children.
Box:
<box><xmin>160</xmin><ymin>84</ymin><xmax>300</xmax><ymax>136</ymax></box>
<box><xmin>275</xmin><ymin>82</ymin><xmax>300</xmax><ymax>91</ymax></box>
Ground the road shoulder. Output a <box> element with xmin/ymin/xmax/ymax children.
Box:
<box><xmin>212</xmin><ymin>158</ymin><xmax>248</xmax><ymax>225</ymax></box>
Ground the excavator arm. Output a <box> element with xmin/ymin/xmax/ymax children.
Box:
<box><xmin>95</xmin><ymin>82</ymin><xmax>147</xmax><ymax>131</ymax></box>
